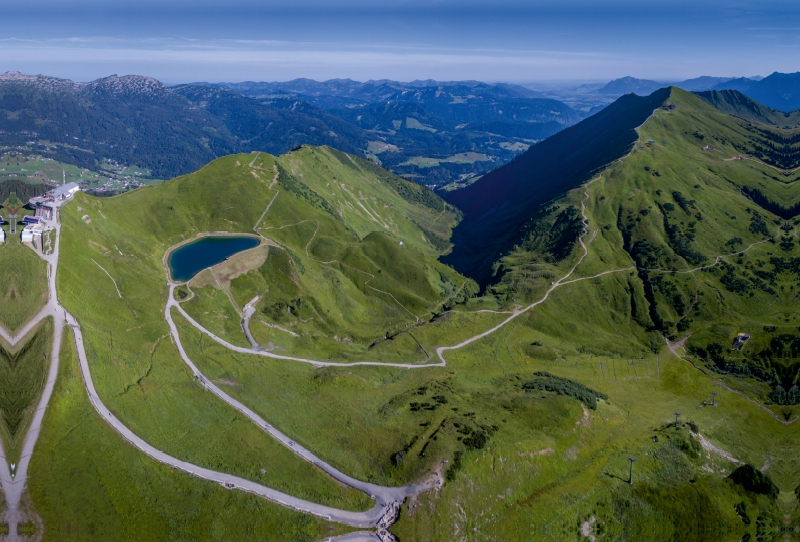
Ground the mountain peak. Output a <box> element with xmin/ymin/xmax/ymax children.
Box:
<box><xmin>597</xmin><ymin>76</ymin><xmax>665</xmax><ymax>95</ymax></box>
<box><xmin>85</xmin><ymin>74</ymin><xmax>164</xmax><ymax>94</ymax></box>
<box><xmin>729</xmin><ymin>71</ymin><xmax>800</xmax><ymax>112</ymax></box>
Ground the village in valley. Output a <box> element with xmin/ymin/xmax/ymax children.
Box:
<box><xmin>0</xmin><ymin>150</ymin><xmax>159</xmax><ymax>195</ymax></box>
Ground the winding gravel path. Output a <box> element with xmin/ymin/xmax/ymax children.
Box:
<box><xmin>0</xmin><ymin>212</ymin><xmax>66</xmax><ymax>540</ymax></box>
<box><xmin>0</xmin><ymin>203</ymin><xmax>412</xmax><ymax>540</ymax></box>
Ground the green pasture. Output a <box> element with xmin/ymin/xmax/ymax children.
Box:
<box><xmin>0</xmin><ymin>237</ymin><xmax>48</xmax><ymax>332</ymax></box>
<box><xmin>27</xmin><ymin>325</ymin><xmax>349</xmax><ymax>541</ymax></box>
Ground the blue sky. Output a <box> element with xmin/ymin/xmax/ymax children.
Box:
<box><xmin>2</xmin><ymin>0</ymin><xmax>800</xmax><ymax>83</ymax></box>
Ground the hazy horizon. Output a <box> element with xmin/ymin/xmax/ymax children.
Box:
<box><xmin>2</xmin><ymin>0</ymin><xmax>800</xmax><ymax>84</ymax></box>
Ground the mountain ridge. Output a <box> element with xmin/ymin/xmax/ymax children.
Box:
<box><xmin>443</xmin><ymin>87</ymin><xmax>672</xmax><ymax>284</ymax></box>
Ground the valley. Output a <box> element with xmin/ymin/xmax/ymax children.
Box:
<box><xmin>0</xmin><ymin>72</ymin><xmax>588</xmax><ymax>194</ymax></box>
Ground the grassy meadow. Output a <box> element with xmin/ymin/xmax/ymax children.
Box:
<box><xmin>0</xmin><ymin>236</ymin><xmax>48</xmax><ymax>331</ymax></box>
<box><xmin>0</xmin><ymin>318</ymin><xmax>52</xmax><ymax>464</ymax></box>
<box><xmin>44</xmin><ymin>95</ymin><xmax>800</xmax><ymax>541</ymax></box>
<box><xmin>26</xmin><ymin>325</ymin><xmax>349</xmax><ymax>541</ymax></box>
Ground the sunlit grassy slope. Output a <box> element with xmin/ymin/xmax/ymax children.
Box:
<box><xmin>0</xmin><ymin>318</ymin><xmax>51</xmax><ymax>465</ymax></box>
<box><xmin>492</xmin><ymin>87</ymin><xmax>800</xmax><ymax>364</ymax></box>
<box><xmin>181</xmin><ymin>146</ymin><xmax>476</xmax><ymax>359</ymax></box>
<box><xmin>51</xmin><ymin>101</ymin><xmax>800</xmax><ymax>541</ymax></box>
<box><xmin>27</xmin><ymin>325</ymin><xmax>347</xmax><ymax>541</ymax></box>
<box><xmin>0</xmin><ymin>237</ymin><xmax>48</xmax><ymax>332</ymax></box>
<box><xmin>397</xmin><ymin>87</ymin><xmax>800</xmax><ymax>539</ymax></box>
<box><xmin>51</xmin><ymin>146</ymin><xmax>475</xmax><ymax>534</ymax></box>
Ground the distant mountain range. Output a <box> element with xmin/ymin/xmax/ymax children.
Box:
<box><xmin>191</xmin><ymin>78</ymin><xmax>548</xmax><ymax>108</ymax></box>
<box><xmin>722</xmin><ymin>72</ymin><xmax>800</xmax><ymax>112</ymax></box>
<box><xmin>0</xmin><ymin>72</ymin><xmax>587</xmax><ymax>186</ymax></box>
<box><xmin>594</xmin><ymin>75</ymin><xmax>765</xmax><ymax>97</ymax></box>
<box><xmin>187</xmin><ymin>78</ymin><xmax>585</xmax><ymax>186</ymax></box>
<box><xmin>8</xmin><ymin>69</ymin><xmax>800</xmax><ymax>198</ymax></box>
<box><xmin>587</xmin><ymin>73</ymin><xmax>800</xmax><ymax>113</ymax></box>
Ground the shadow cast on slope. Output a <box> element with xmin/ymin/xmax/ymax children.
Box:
<box><xmin>444</xmin><ymin>87</ymin><xmax>672</xmax><ymax>286</ymax></box>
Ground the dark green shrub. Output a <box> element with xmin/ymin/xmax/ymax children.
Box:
<box><xmin>734</xmin><ymin>501</ymin><xmax>751</xmax><ymax>525</ymax></box>
<box><xmin>728</xmin><ymin>465</ymin><xmax>778</xmax><ymax>499</ymax></box>
<box><xmin>522</xmin><ymin>371</ymin><xmax>608</xmax><ymax>409</ymax></box>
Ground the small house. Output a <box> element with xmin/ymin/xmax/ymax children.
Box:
<box><xmin>21</xmin><ymin>223</ymin><xmax>44</xmax><ymax>244</ymax></box>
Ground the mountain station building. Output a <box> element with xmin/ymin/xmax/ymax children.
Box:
<box><xmin>29</xmin><ymin>197</ymin><xmax>55</xmax><ymax>220</ymax></box>
<box><xmin>48</xmin><ymin>182</ymin><xmax>80</xmax><ymax>201</ymax></box>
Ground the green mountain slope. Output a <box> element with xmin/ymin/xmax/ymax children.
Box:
<box><xmin>444</xmin><ymin>87</ymin><xmax>671</xmax><ymax>285</ymax></box>
<box><xmin>28</xmin><ymin>325</ymin><xmax>343</xmax><ymax>541</ymax></box>
<box><xmin>484</xmin><ymin>86</ymin><xmax>800</xmax><ymax>409</ymax></box>
<box><xmin>48</xmin><ymin>145</ymin><xmax>489</xmax><ymax>533</ymax></box>
<box><xmin>0</xmin><ymin>236</ymin><xmax>48</xmax><ymax>332</ymax></box>
<box><xmin>59</xmin><ymin>145</ymin><xmax>473</xmax><ymax>361</ymax></box>
<box><xmin>391</xmin><ymin>86</ymin><xmax>800</xmax><ymax>539</ymax></box>
<box><xmin>48</xmin><ymin>127</ymin><xmax>800</xmax><ymax>540</ymax></box>
<box><xmin>696</xmin><ymin>89</ymin><xmax>800</xmax><ymax>127</ymax></box>
<box><xmin>208</xmin><ymin>146</ymin><xmax>474</xmax><ymax>358</ymax></box>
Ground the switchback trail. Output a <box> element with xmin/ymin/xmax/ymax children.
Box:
<box><xmin>0</xmin><ymin>201</ymin><xmax>412</xmax><ymax>540</ymax></box>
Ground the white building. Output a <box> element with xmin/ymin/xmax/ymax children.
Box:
<box><xmin>21</xmin><ymin>224</ymin><xmax>44</xmax><ymax>244</ymax></box>
<box><xmin>48</xmin><ymin>182</ymin><xmax>80</xmax><ymax>201</ymax></box>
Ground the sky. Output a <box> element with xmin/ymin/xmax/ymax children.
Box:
<box><xmin>2</xmin><ymin>0</ymin><xmax>800</xmax><ymax>84</ymax></box>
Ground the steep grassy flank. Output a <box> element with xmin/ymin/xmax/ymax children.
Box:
<box><xmin>445</xmin><ymin>88</ymin><xmax>671</xmax><ymax>285</ymax></box>
<box><xmin>27</xmin><ymin>325</ymin><xmax>347</xmax><ymax>541</ymax></box>
<box><xmin>696</xmin><ymin>89</ymin><xmax>800</xmax><ymax>127</ymax></box>
<box><xmin>0</xmin><ymin>237</ymin><xmax>48</xmax><ymax>332</ymax></box>
<box><xmin>172</xmin><ymin>147</ymin><xmax>474</xmax><ymax>357</ymax></box>
<box><xmin>222</xmin><ymin>146</ymin><xmax>477</xmax><ymax>356</ymax></box>
<box><xmin>483</xmin><ymin>86</ymin><xmax>800</xmax><ymax>410</ymax></box>
<box><xmin>276</xmin><ymin>146</ymin><xmax>460</xmax><ymax>255</ymax></box>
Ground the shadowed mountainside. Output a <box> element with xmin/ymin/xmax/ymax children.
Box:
<box><xmin>740</xmin><ymin>72</ymin><xmax>800</xmax><ymax>113</ymax></box>
<box><xmin>443</xmin><ymin>87</ymin><xmax>671</xmax><ymax>285</ymax></box>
